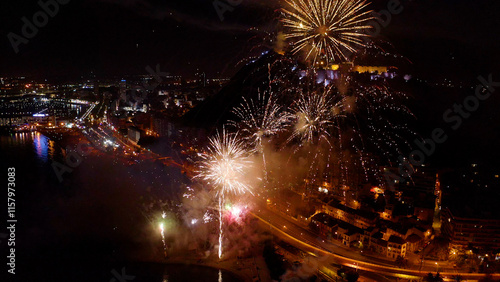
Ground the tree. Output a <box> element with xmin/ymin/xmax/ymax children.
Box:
<box><xmin>465</xmin><ymin>255</ymin><xmax>480</xmax><ymax>272</ymax></box>
<box><xmin>345</xmin><ymin>270</ymin><xmax>359</xmax><ymax>282</ymax></box>
<box><xmin>337</xmin><ymin>267</ymin><xmax>359</xmax><ymax>282</ymax></box>
<box><xmin>395</xmin><ymin>255</ymin><xmax>408</xmax><ymax>268</ymax></box>
<box><xmin>425</xmin><ymin>273</ymin><xmax>435</xmax><ymax>282</ymax></box>
<box><xmin>425</xmin><ymin>272</ymin><xmax>444</xmax><ymax>282</ymax></box>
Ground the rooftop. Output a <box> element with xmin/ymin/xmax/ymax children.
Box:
<box><xmin>328</xmin><ymin>201</ymin><xmax>379</xmax><ymax>221</ymax></box>
<box><xmin>388</xmin><ymin>235</ymin><xmax>406</xmax><ymax>245</ymax></box>
<box><xmin>406</xmin><ymin>234</ymin><xmax>422</xmax><ymax>243</ymax></box>
<box><xmin>311</xmin><ymin>213</ymin><xmax>337</xmax><ymax>228</ymax></box>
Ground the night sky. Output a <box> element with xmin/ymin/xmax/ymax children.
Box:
<box><xmin>1</xmin><ymin>0</ymin><xmax>500</xmax><ymax>79</ymax></box>
<box><xmin>2</xmin><ymin>2</ymin><xmax>500</xmax><ymax>280</ymax></box>
<box><xmin>2</xmin><ymin>0</ymin><xmax>500</xmax><ymax>165</ymax></box>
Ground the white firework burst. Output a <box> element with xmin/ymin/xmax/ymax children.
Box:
<box><xmin>288</xmin><ymin>89</ymin><xmax>337</xmax><ymax>145</ymax></box>
<box><xmin>230</xmin><ymin>91</ymin><xmax>291</xmax><ymax>152</ymax></box>
<box><xmin>197</xmin><ymin>129</ymin><xmax>254</xmax><ymax>196</ymax></box>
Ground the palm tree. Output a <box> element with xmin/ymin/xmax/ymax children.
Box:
<box><xmin>424</xmin><ymin>272</ymin><xmax>444</xmax><ymax>282</ymax></box>
<box><xmin>395</xmin><ymin>255</ymin><xmax>408</xmax><ymax>268</ymax></box>
<box><xmin>425</xmin><ymin>273</ymin><xmax>435</xmax><ymax>282</ymax></box>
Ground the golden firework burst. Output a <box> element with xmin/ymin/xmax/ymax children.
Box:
<box><xmin>282</xmin><ymin>0</ymin><xmax>374</xmax><ymax>64</ymax></box>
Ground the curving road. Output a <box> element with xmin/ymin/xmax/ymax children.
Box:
<box><xmin>252</xmin><ymin>202</ymin><xmax>499</xmax><ymax>281</ymax></box>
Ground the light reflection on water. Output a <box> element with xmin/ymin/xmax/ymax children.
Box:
<box><xmin>1</xmin><ymin>131</ymin><xmax>186</xmax><ymax>195</ymax></box>
<box><xmin>6</xmin><ymin>132</ymin><xmax>59</xmax><ymax>165</ymax></box>
<box><xmin>33</xmin><ymin>132</ymin><xmax>57</xmax><ymax>162</ymax></box>
<box><xmin>158</xmin><ymin>264</ymin><xmax>237</xmax><ymax>282</ymax></box>
<box><xmin>34</xmin><ymin>132</ymin><xmax>48</xmax><ymax>162</ymax></box>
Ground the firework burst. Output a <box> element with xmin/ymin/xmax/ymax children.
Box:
<box><xmin>197</xmin><ymin>129</ymin><xmax>254</xmax><ymax>196</ymax></box>
<box><xmin>288</xmin><ymin>88</ymin><xmax>337</xmax><ymax>146</ymax></box>
<box><xmin>230</xmin><ymin>91</ymin><xmax>291</xmax><ymax>178</ymax></box>
<box><xmin>231</xmin><ymin>91</ymin><xmax>290</xmax><ymax>152</ymax></box>
<box><xmin>280</xmin><ymin>79</ymin><xmax>415</xmax><ymax>190</ymax></box>
<box><xmin>283</xmin><ymin>88</ymin><xmax>343</xmax><ymax>184</ymax></box>
<box><xmin>197</xmin><ymin>129</ymin><xmax>254</xmax><ymax>259</ymax></box>
<box><xmin>281</xmin><ymin>0</ymin><xmax>374</xmax><ymax>64</ymax></box>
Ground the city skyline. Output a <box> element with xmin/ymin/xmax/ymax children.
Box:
<box><xmin>2</xmin><ymin>1</ymin><xmax>500</xmax><ymax>282</ymax></box>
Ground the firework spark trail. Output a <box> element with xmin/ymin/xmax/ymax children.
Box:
<box><xmin>332</xmin><ymin>82</ymin><xmax>416</xmax><ymax>187</ymax></box>
<box><xmin>160</xmin><ymin>211</ymin><xmax>167</xmax><ymax>257</ymax></box>
<box><xmin>218</xmin><ymin>195</ymin><xmax>223</xmax><ymax>259</ymax></box>
<box><xmin>284</xmin><ymin>88</ymin><xmax>343</xmax><ymax>186</ymax></box>
<box><xmin>281</xmin><ymin>79</ymin><xmax>416</xmax><ymax>191</ymax></box>
<box><xmin>347</xmin><ymin>83</ymin><xmax>416</xmax><ymax>158</ymax></box>
<box><xmin>197</xmin><ymin>129</ymin><xmax>254</xmax><ymax>259</ymax></box>
<box><xmin>282</xmin><ymin>0</ymin><xmax>374</xmax><ymax>64</ymax></box>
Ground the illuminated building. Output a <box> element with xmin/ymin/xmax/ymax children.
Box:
<box><xmin>299</xmin><ymin>62</ymin><xmax>397</xmax><ymax>84</ymax></box>
<box><xmin>323</xmin><ymin>200</ymin><xmax>379</xmax><ymax>229</ymax></box>
<box><xmin>441</xmin><ymin>207</ymin><xmax>500</xmax><ymax>251</ymax></box>
<box><xmin>127</xmin><ymin>126</ymin><xmax>142</xmax><ymax>144</ymax></box>
<box><xmin>310</xmin><ymin>213</ymin><xmax>337</xmax><ymax>238</ymax></box>
<box><xmin>387</xmin><ymin>235</ymin><xmax>407</xmax><ymax>259</ymax></box>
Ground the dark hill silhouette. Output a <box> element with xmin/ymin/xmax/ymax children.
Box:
<box><xmin>181</xmin><ymin>51</ymin><xmax>297</xmax><ymax>131</ymax></box>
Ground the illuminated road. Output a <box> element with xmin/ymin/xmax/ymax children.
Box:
<box><xmin>252</xmin><ymin>203</ymin><xmax>500</xmax><ymax>281</ymax></box>
<box><xmin>98</xmin><ymin>122</ymin><xmax>193</xmax><ymax>175</ymax></box>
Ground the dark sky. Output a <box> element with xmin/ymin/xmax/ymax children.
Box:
<box><xmin>0</xmin><ymin>0</ymin><xmax>500</xmax><ymax>165</ymax></box>
<box><xmin>1</xmin><ymin>0</ymin><xmax>499</xmax><ymax>79</ymax></box>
